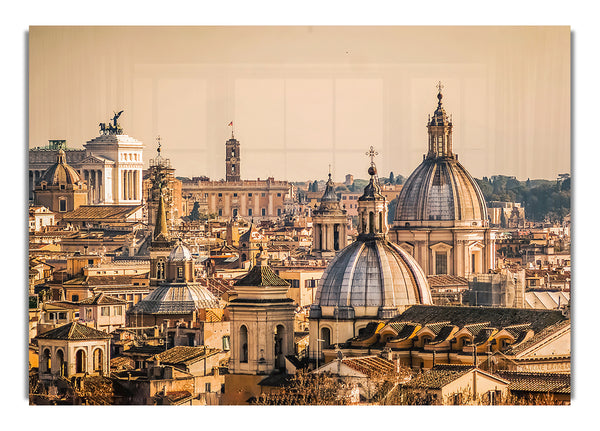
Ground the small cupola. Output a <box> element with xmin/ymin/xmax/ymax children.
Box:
<box><xmin>357</xmin><ymin>146</ymin><xmax>388</xmax><ymax>239</ymax></box>
<box><xmin>426</xmin><ymin>82</ymin><xmax>455</xmax><ymax>160</ymax></box>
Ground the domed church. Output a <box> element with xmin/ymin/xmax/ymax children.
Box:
<box><xmin>34</xmin><ymin>149</ymin><xmax>88</xmax><ymax>214</ymax></box>
<box><xmin>391</xmin><ymin>85</ymin><xmax>495</xmax><ymax>277</ymax></box>
<box><xmin>309</xmin><ymin>149</ymin><xmax>432</xmax><ymax>360</ymax></box>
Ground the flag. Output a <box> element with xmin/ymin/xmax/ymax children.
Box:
<box><xmin>228</xmin><ymin>121</ymin><xmax>233</xmax><ymax>126</ymax></box>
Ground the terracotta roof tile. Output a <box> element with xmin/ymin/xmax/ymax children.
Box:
<box><xmin>36</xmin><ymin>321</ymin><xmax>111</xmax><ymax>340</ymax></box>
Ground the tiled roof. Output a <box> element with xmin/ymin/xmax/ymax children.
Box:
<box><xmin>341</xmin><ymin>355</ymin><xmax>395</xmax><ymax>378</ymax></box>
<box><xmin>502</xmin><ymin>323</ymin><xmax>532</xmax><ymax>339</ymax></box>
<box><xmin>151</xmin><ymin>346</ymin><xmax>219</xmax><ymax>365</ymax></box>
<box><xmin>234</xmin><ymin>262</ymin><xmax>290</xmax><ymax>287</ymax></box>
<box><xmin>351</xmin><ymin>322</ymin><xmax>381</xmax><ymax>341</ymax></box>
<box><xmin>427</xmin><ymin>275</ymin><xmax>469</xmax><ymax>287</ymax></box>
<box><xmin>495</xmin><ymin>371</ymin><xmax>571</xmax><ymax>394</ymax></box>
<box><xmin>64</xmin><ymin>275</ymin><xmax>144</xmax><ymax>286</ymax></box>
<box><xmin>78</xmin><ymin>293</ymin><xmax>127</xmax><ymax>305</ymax></box>
<box><xmin>503</xmin><ymin>319</ymin><xmax>570</xmax><ymax>356</ymax></box>
<box><xmin>431</xmin><ymin>325</ymin><xmax>456</xmax><ymax>343</ymax></box>
<box><xmin>61</xmin><ymin>205</ymin><xmax>142</xmax><ymax>221</ymax></box>
<box><xmin>110</xmin><ymin>356</ymin><xmax>135</xmax><ymax>370</ymax></box>
<box><xmin>392</xmin><ymin>323</ymin><xmax>419</xmax><ymax>340</ymax></box>
<box><xmin>394</xmin><ymin>305</ymin><xmax>566</xmax><ymax>333</ymax></box>
<box><xmin>36</xmin><ymin>321</ymin><xmax>111</xmax><ymax>340</ymax></box>
<box><xmin>423</xmin><ymin>321</ymin><xmax>452</xmax><ymax>335</ymax></box>
<box><xmin>403</xmin><ymin>365</ymin><xmax>474</xmax><ymax>389</ymax></box>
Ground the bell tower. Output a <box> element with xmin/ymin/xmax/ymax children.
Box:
<box><xmin>312</xmin><ymin>170</ymin><xmax>348</xmax><ymax>258</ymax></box>
<box><xmin>225</xmin><ymin>132</ymin><xmax>241</xmax><ymax>182</ymax></box>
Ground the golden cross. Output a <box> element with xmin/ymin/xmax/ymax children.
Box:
<box><xmin>437</xmin><ymin>81</ymin><xmax>444</xmax><ymax>93</ymax></box>
<box><xmin>366</xmin><ymin>146</ymin><xmax>378</xmax><ymax>165</ymax></box>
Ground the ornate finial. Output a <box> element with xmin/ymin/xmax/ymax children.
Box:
<box><xmin>228</xmin><ymin>121</ymin><xmax>234</xmax><ymax>138</ymax></box>
<box><xmin>156</xmin><ymin>135</ymin><xmax>162</xmax><ymax>155</ymax></box>
<box><xmin>436</xmin><ymin>81</ymin><xmax>444</xmax><ymax>105</ymax></box>
<box><xmin>366</xmin><ymin>146</ymin><xmax>378</xmax><ymax>167</ymax></box>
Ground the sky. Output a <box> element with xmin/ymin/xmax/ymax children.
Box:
<box><xmin>29</xmin><ymin>26</ymin><xmax>570</xmax><ymax>183</ymax></box>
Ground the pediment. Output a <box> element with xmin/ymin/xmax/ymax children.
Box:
<box><xmin>80</xmin><ymin>154</ymin><xmax>115</xmax><ymax>165</ymax></box>
<box><xmin>430</xmin><ymin>241</ymin><xmax>453</xmax><ymax>251</ymax></box>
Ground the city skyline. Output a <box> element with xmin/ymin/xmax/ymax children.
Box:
<box><xmin>29</xmin><ymin>26</ymin><xmax>570</xmax><ymax>182</ymax></box>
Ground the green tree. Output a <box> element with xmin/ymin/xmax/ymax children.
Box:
<box><xmin>189</xmin><ymin>201</ymin><xmax>201</xmax><ymax>221</ymax></box>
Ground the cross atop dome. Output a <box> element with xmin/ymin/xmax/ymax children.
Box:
<box><xmin>436</xmin><ymin>81</ymin><xmax>444</xmax><ymax>105</ymax></box>
<box><xmin>366</xmin><ymin>146</ymin><xmax>378</xmax><ymax>167</ymax></box>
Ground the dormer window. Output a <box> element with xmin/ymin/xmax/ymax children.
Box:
<box><xmin>177</xmin><ymin>267</ymin><xmax>184</xmax><ymax>279</ymax></box>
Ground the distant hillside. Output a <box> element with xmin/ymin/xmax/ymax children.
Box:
<box><xmin>475</xmin><ymin>175</ymin><xmax>570</xmax><ymax>223</ymax></box>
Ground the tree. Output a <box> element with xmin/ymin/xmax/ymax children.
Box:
<box><xmin>189</xmin><ymin>201</ymin><xmax>201</xmax><ymax>221</ymax></box>
<box><xmin>389</xmin><ymin>171</ymin><xmax>395</xmax><ymax>183</ymax></box>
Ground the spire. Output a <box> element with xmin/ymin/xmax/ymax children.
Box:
<box><xmin>153</xmin><ymin>191</ymin><xmax>169</xmax><ymax>242</ymax></box>
<box><xmin>320</xmin><ymin>170</ymin><xmax>338</xmax><ymax>203</ymax></box>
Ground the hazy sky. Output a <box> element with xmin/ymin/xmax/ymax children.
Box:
<box><xmin>29</xmin><ymin>26</ymin><xmax>570</xmax><ymax>182</ymax></box>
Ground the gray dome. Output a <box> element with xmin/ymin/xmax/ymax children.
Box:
<box><xmin>394</xmin><ymin>158</ymin><xmax>488</xmax><ymax>222</ymax></box>
<box><xmin>315</xmin><ymin>238</ymin><xmax>432</xmax><ymax>309</ymax></box>
<box><xmin>38</xmin><ymin>149</ymin><xmax>83</xmax><ymax>187</ymax></box>
<box><xmin>130</xmin><ymin>283</ymin><xmax>219</xmax><ymax>314</ymax></box>
<box><xmin>168</xmin><ymin>241</ymin><xmax>193</xmax><ymax>262</ymax></box>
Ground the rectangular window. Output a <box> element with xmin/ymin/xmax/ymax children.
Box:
<box><xmin>277</xmin><ymin>193</ymin><xmax>281</xmax><ymax>197</ymax></box>
<box><xmin>277</xmin><ymin>208</ymin><xmax>282</xmax><ymax>216</ymax></box>
<box><xmin>101</xmin><ymin>306</ymin><xmax>110</xmax><ymax>316</ymax></box>
<box><xmin>205</xmin><ymin>383</ymin><xmax>211</xmax><ymax>393</ymax></box>
<box><xmin>58</xmin><ymin>312</ymin><xmax>67</xmax><ymax>320</ymax></box>
<box><xmin>114</xmin><ymin>306</ymin><xmax>123</xmax><ymax>316</ymax></box>
<box><xmin>261</xmin><ymin>193</ymin><xmax>265</xmax><ymax>197</ymax></box>
<box><xmin>261</xmin><ymin>208</ymin><xmax>266</xmax><ymax>216</ymax></box>
<box><xmin>86</xmin><ymin>308</ymin><xmax>93</xmax><ymax>320</ymax></box>
<box><xmin>178</xmin><ymin>267</ymin><xmax>184</xmax><ymax>278</ymax></box>
<box><xmin>59</xmin><ymin>199</ymin><xmax>67</xmax><ymax>212</ymax></box>
<box><xmin>233</xmin><ymin>193</ymin><xmax>237</xmax><ymax>197</ymax></box>
<box><xmin>222</xmin><ymin>335</ymin><xmax>230</xmax><ymax>351</ymax></box>
<box><xmin>88</xmin><ymin>259</ymin><xmax>94</xmax><ymax>265</ymax></box>
<box><xmin>435</xmin><ymin>252</ymin><xmax>447</xmax><ymax>275</ymax></box>
<box><xmin>248</xmin><ymin>208</ymin><xmax>252</xmax><ymax>216</ymax></box>
<box><xmin>218</xmin><ymin>193</ymin><xmax>222</xmax><ymax>197</ymax></box>
<box><xmin>248</xmin><ymin>193</ymin><xmax>252</xmax><ymax>197</ymax></box>
<box><xmin>218</xmin><ymin>209</ymin><xmax>222</xmax><ymax>216</ymax></box>
<box><xmin>71</xmin><ymin>294</ymin><xmax>79</xmax><ymax>302</ymax></box>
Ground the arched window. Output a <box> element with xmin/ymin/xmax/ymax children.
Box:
<box><xmin>240</xmin><ymin>325</ymin><xmax>248</xmax><ymax>363</ymax></box>
<box><xmin>56</xmin><ymin>349</ymin><xmax>65</xmax><ymax>377</ymax></box>
<box><xmin>320</xmin><ymin>327</ymin><xmax>331</xmax><ymax>348</ymax></box>
<box><xmin>369</xmin><ymin>212</ymin><xmax>375</xmax><ymax>234</ymax></box>
<box><xmin>333</xmin><ymin>224</ymin><xmax>340</xmax><ymax>251</ymax></box>
<box><xmin>42</xmin><ymin>348</ymin><xmax>51</xmax><ymax>373</ymax></box>
<box><xmin>75</xmin><ymin>349</ymin><xmax>86</xmax><ymax>374</ymax></box>
<box><xmin>156</xmin><ymin>260</ymin><xmax>165</xmax><ymax>279</ymax></box>
<box><xmin>93</xmin><ymin>348</ymin><xmax>103</xmax><ymax>374</ymax></box>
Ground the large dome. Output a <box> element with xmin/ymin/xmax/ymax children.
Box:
<box><xmin>314</xmin><ymin>238</ymin><xmax>432</xmax><ymax>310</ymax></box>
<box><xmin>130</xmin><ymin>283</ymin><xmax>219</xmax><ymax>314</ymax></box>
<box><xmin>38</xmin><ymin>149</ymin><xmax>83</xmax><ymax>187</ymax></box>
<box><xmin>394</xmin><ymin>158</ymin><xmax>488</xmax><ymax>223</ymax></box>
<box><xmin>394</xmin><ymin>86</ymin><xmax>488</xmax><ymax>225</ymax></box>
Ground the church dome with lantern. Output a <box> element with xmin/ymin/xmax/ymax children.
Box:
<box><xmin>393</xmin><ymin>86</ymin><xmax>488</xmax><ymax>226</ymax></box>
<box><xmin>311</xmin><ymin>150</ymin><xmax>432</xmax><ymax>320</ymax></box>
<box><xmin>390</xmin><ymin>85</ymin><xmax>495</xmax><ymax>279</ymax></box>
<box><xmin>38</xmin><ymin>149</ymin><xmax>85</xmax><ymax>188</ymax></box>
